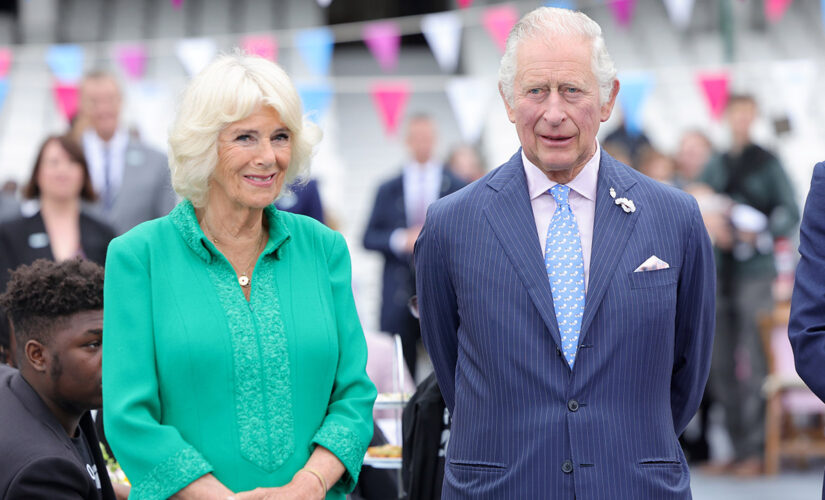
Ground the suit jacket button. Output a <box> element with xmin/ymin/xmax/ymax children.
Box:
<box><xmin>562</xmin><ymin>460</ymin><xmax>574</xmax><ymax>474</ymax></box>
<box><xmin>567</xmin><ymin>399</ymin><xmax>579</xmax><ymax>412</ymax></box>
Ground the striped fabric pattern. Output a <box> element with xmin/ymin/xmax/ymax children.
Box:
<box><xmin>415</xmin><ymin>149</ymin><xmax>716</xmax><ymax>500</ymax></box>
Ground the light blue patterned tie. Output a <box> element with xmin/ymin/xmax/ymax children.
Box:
<box><xmin>545</xmin><ymin>185</ymin><xmax>585</xmax><ymax>368</ymax></box>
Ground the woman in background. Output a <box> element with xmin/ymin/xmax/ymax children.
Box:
<box><xmin>0</xmin><ymin>135</ymin><xmax>114</xmax><ymax>365</ymax></box>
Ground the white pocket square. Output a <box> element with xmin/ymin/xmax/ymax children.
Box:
<box><xmin>634</xmin><ymin>255</ymin><xmax>670</xmax><ymax>272</ymax></box>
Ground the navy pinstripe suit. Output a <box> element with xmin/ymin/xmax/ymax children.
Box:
<box><xmin>415</xmin><ymin>150</ymin><xmax>715</xmax><ymax>499</ymax></box>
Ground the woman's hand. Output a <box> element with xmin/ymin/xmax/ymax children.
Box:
<box><xmin>233</xmin><ymin>472</ymin><xmax>325</xmax><ymax>499</ymax></box>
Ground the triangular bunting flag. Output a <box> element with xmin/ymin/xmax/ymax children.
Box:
<box><xmin>421</xmin><ymin>12</ymin><xmax>462</xmax><ymax>74</ymax></box>
<box><xmin>697</xmin><ymin>72</ymin><xmax>730</xmax><ymax>120</ymax></box>
<box><xmin>608</xmin><ymin>0</ymin><xmax>637</xmax><ymax>29</ymax></box>
<box><xmin>53</xmin><ymin>83</ymin><xmax>80</xmax><ymax>122</ymax></box>
<box><xmin>772</xmin><ymin>59</ymin><xmax>815</xmax><ymax>126</ymax></box>
<box><xmin>544</xmin><ymin>0</ymin><xmax>576</xmax><ymax>9</ymax></box>
<box><xmin>242</xmin><ymin>35</ymin><xmax>278</xmax><ymax>62</ymax></box>
<box><xmin>0</xmin><ymin>79</ymin><xmax>8</xmax><ymax>113</ymax></box>
<box><xmin>765</xmin><ymin>0</ymin><xmax>793</xmax><ymax>23</ymax></box>
<box><xmin>115</xmin><ymin>44</ymin><xmax>147</xmax><ymax>80</ymax></box>
<box><xmin>175</xmin><ymin>38</ymin><xmax>217</xmax><ymax>77</ymax></box>
<box><xmin>363</xmin><ymin>21</ymin><xmax>401</xmax><ymax>73</ymax></box>
<box><xmin>46</xmin><ymin>45</ymin><xmax>84</xmax><ymax>83</ymax></box>
<box><xmin>617</xmin><ymin>72</ymin><xmax>654</xmax><ymax>137</ymax></box>
<box><xmin>446</xmin><ymin>77</ymin><xmax>493</xmax><ymax>144</ymax></box>
<box><xmin>483</xmin><ymin>5</ymin><xmax>519</xmax><ymax>53</ymax></box>
<box><xmin>0</xmin><ymin>48</ymin><xmax>11</xmax><ymax>78</ymax></box>
<box><xmin>295</xmin><ymin>28</ymin><xmax>334</xmax><ymax>77</ymax></box>
<box><xmin>663</xmin><ymin>0</ymin><xmax>695</xmax><ymax>29</ymax></box>
<box><xmin>458</xmin><ymin>0</ymin><xmax>474</xmax><ymax>8</ymax></box>
<box><xmin>371</xmin><ymin>82</ymin><xmax>410</xmax><ymax>136</ymax></box>
<box><xmin>171</xmin><ymin>0</ymin><xmax>183</xmax><ymax>9</ymax></box>
<box><xmin>298</xmin><ymin>83</ymin><xmax>333</xmax><ymax>123</ymax></box>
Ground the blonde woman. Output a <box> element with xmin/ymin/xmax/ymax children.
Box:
<box><xmin>102</xmin><ymin>54</ymin><xmax>376</xmax><ymax>500</ymax></box>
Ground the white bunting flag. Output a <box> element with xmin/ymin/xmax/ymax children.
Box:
<box><xmin>772</xmin><ymin>59</ymin><xmax>815</xmax><ymax>127</ymax></box>
<box><xmin>446</xmin><ymin>77</ymin><xmax>494</xmax><ymax>144</ymax></box>
<box><xmin>421</xmin><ymin>12</ymin><xmax>463</xmax><ymax>74</ymax></box>
<box><xmin>175</xmin><ymin>38</ymin><xmax>217</xmax><ymax>76</ymax></box>
<box><xmin>663</xmin><ymin>0</ymin><xmax>695</xmax><ymax>30</ymax></box>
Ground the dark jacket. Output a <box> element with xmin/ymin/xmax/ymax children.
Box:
<box><xmin>402</xmin><ymin>373</ymin><xmax>450</xmax><ymax>500</ymax></box>
<box><xmin>0</xmin><ymin>210</ymin><xmax>115</xmax><ymax>350</ymax></box>
<box><xmin>0</xmin><ymin>365</ymin><xmax>116</xmax><ymax>499</ymax></box>
<box><xmin>363</xmin><ymin>169</ymin><xmax>464</xmax><ymax>335</ymax></box>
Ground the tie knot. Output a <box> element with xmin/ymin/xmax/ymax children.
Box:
<box><xmin>550</xmin><ymin>184</ymin><xmax>571</xmax><ymax>206</ymax></box>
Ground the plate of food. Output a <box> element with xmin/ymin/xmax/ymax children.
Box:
<box><xmin>374</xmin><ymin>392</ymin><xmax>411</xmax><ymax>410</ymax></box>
<box><xmin>364</xmin><ymin>444</ymin><xmax>402</xmax><ymax>469</ymax></box>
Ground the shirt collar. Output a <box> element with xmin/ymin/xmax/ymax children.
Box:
<box><xmin>83</xmin><ymin>127</ymin><xmax>129</xmax><ymax>151</ymax></box>
<box><xmin>522</xmin><ymin>140</ymin><xmax>601</xmax><ymax>202</ymax></box>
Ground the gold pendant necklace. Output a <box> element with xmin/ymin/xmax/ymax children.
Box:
<box><xmin>202</xmin><ymin>220</ymin><xmax>264</xmax><ymax>289</ymax></box>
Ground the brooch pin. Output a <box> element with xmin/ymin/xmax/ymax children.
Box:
<box><xmin>609</xmin><ymin>187</ymin><xmax>636</xmax><ymax>213</ymax></box>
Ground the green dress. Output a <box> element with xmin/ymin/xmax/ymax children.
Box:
<box><xmin>102</xmin><ymin>200</ymin><xmax>376</xmax><ymax>500</ymax></box>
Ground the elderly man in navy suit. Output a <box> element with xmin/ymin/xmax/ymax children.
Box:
<box><xmin>789</xmin><ymin>162</ymin><xmax>825</xmax><ymax>499</ymax></box>
<box><xmin>415</xmin><ymin>7</ymin><xmax>715</xmax><ymax>499</ymax></box>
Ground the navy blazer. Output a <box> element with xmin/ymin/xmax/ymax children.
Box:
<box><xmin>0</xmin><ymin>365</ymin><xmax>116</xmax><ymax>499</ymax></box>
<box><xmin>364</xmin><ymin>168</ymin><xmax>464</xmax><ymax>334</ymax></box>
<box><xmin>788</xmin><ymin>162</ymin><xmax>825</xmax><ymax>499</ymax></box>
<box><xmin>415</xmin><ymin>150</ymin><xmax>715</xmax><ymax>499</ymax></box>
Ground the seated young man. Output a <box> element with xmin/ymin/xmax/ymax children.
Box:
<box><xmin>0</xmin><ymin>258</ymin><xmax>116</xmax><ymax>499</ymax></box>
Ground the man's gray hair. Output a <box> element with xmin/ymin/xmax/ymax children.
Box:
<box><xmin>498</xmin><ymin>7</ymin><xmax>617</xmax><ymax>106</ymax></box>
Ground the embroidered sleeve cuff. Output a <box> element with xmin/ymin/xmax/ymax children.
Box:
<box><xmin>129</xmin><ymin>447</ymin><xmax>213</xmax><ymax>500</ymax></box>
<box><xmin>312</xmin><ymin>420</ymin><xmax>368</xmax><ymax>493</ymax></box>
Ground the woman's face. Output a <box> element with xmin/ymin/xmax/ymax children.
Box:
<box><xmin>211</xmin><ymin>106</ymin><xmax>292</xmax><ymax>211</ymax></box>
<box><xmin>36</xmin><ymin>140</ymin><xmax>85</xmax><ymax>202</ymax></box>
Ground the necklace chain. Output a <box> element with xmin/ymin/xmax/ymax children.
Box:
<box><xmin>202</xmin><ymin>220</ymin><xmax>265</xmax><ymax>288</ymax></box>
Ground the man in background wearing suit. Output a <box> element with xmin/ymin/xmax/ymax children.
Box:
<box><xmin>0</xmin><ymin>258</ymin><xmax>117</xmax><ymax>499</ymax></box>
<box><xmin>789</xmin><ymin>161</ymin><xmax>825</xmax><ymax>499</ymax></box>
<box><xmin>80</xmin><ymin>71</ymin><xmax>177</xmax><ymax>235</ymax></box>
<box><xmin>364</xmin><ymin>114</ymin><xmax>464</xmax><ymax>378</ymax></box>
<box><xmin>415</xmin><ymin>7</ymin><xmax>715</xmax><ymax>499</ymax></box>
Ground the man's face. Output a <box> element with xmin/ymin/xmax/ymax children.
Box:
<box><xmin>502</xmin><ymin>35</ymin><xmax>617</xmax><ymax>182</ymax></box>
<box><xmin>406</xmin><ymin>119</ymin><xmax>436</xmax><ymax>164</ymax></box>
<box><xmin>726</xmin><ymin>99</ymin><xmax>756</xmax><ymax>143</ymax></box>
<box><xmin>44</xmin><ymin>310</ymin><xmax>104</xmax><ymax>412</ymax></box>
<box><xmin>81</xmin><ymin>77</ymin><xmax>122</xmax><ymax>141</ymax></box>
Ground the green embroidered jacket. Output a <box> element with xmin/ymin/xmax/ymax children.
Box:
<box><xmin>102</xmin><ymin>201</ymin><xmax>376</xmax><ymax>500</ymax></box>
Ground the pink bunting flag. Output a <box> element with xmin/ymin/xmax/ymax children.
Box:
<box><xmin>53</xmin><ymin>83</ymin><xmax>79</xmax><ymax>122</ymax></box>
<box><xmin>171</xmin><ymin>0</ymin><xmax>183</xmax><ymax>9</ymax></box>
<box><xmin>697</xmin><ymin>72</ymin><xmax>730</xmax><ymax>121</ymax></box>
<box><xmin>242</xmin><ymin>35</ymin><xmax>278</xmax><ymax>62</ymax></box>
<box><xmin>483</xmin><ymin>5</ymin><xmax>519</xmax><ymax>53</ymax></box>
<box><xmin>371</xmin><ymin>82</ymin><xmax>410</xmax><ymax>136</ymax></box>
<box><xmin>608</xmin><ymin>0</ymin><xmax>637</xmax><ymax>28</ymax></box>
<box><xmin>458</xmin><ymin>0</ymin><xmax>474</xmax><ymax>7</ymax></box>
<box><xmin>363</xmin><ymin>21</ymin><xmax>401</xmax><ymax>72</ymax></box>
<box><xmin>116</xmin><ymin>44</ymin><xmax>147</xmax><ymax>80</ymax></box>
<box><xmin>0</xmin><ymin>48</ymin><xmax>11</xmax><ymax>78</ymax></box>
<box><xmin>765</xmin><ymin>0</ymin><xmax>793</xmax><ymax>22</ymax></box>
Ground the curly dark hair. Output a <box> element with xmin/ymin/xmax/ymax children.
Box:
<box><xmin>0</xmin><ymin>258</ymin><xmax>104</xmax><ymax>356</ymax></box>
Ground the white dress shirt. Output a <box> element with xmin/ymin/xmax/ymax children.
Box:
<box><xmin>389</xmin><ymin>161</ymin><xmax>443</xmax><ymax>257</ymax></box>
<box><xmin>83</xmin><ymin>128</ymin><xmax>129</xmax><ymax>200</ymax></box>
<box><xmin>523</xmin><ymin>141</ymin><xmax>601</xmax><ymax>291</ymax></box>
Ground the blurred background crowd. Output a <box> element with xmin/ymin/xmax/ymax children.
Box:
<box><xmin>0</xmin><ymin>0</ymin><xmax>825</xmax><ymax>498</ymax></box>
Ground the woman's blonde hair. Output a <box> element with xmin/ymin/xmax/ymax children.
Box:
<box><xmin>168</xmin><ymin>53</ymin><xmax>322</xmax><ymax>207</ymax></box>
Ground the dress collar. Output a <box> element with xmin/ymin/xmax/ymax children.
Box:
<box><xmin>168</xmin><ymin>199</ymin><xmax>291</xmax><ymax>264</ymax></box>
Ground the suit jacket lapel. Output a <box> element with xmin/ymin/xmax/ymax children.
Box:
<box><xmin>579</xmin><ymin>151</ymin><xmax>640</xmax><ymax>342</ymax></box>
<box><xmin>484</xmin><ymin>153</ymin><xmax>562</xmax><ymax>350</ymax></box>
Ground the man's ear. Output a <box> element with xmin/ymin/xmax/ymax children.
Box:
<box><xmin>499</xmin><ymin>83</ymin><xmax>517</xmax><ymax>124</ymax></box>
<box><xmin>600</xmin><ymin>79</ymin><xmax>620</xmax><ymax>123</ymax></box>
<box><xmin>25</xmin><ymin>339</ymin><xmax>48</xmax><ymax>373</ymax></box>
